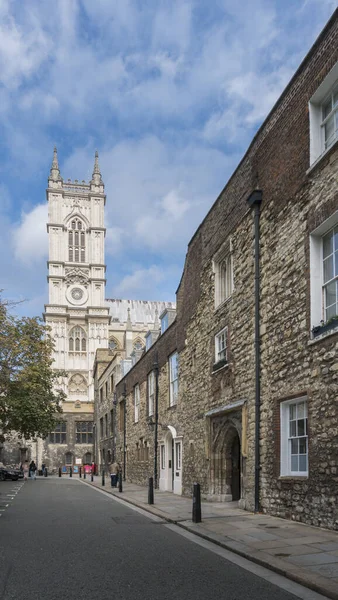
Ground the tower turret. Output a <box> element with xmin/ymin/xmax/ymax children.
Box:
<box><xmin>48</xmin><ymin>147</ymin><xmax>62</xmax><ymax>185</ymax></box>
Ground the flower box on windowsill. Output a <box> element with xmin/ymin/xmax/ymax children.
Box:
<box><xmin>212</xmin><ymin>358</ymin><xmax>228</xmax><ymax>373</ymax></box>
<box><xmin>312</xmin><ymin>316</ymin><xmax>338</xmax><ymax>338</ymax></box>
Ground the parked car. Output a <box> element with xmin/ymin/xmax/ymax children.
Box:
<box><xmin>0</xmin><ymin>466</ymin><xmax>19</xmax><ymax>481</ymax></box>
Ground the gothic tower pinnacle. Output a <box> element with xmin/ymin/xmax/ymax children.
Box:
<box><xmin>49</xmin><ymin>146</ymin><xmax>62</xmax><ymax>183</ymax></box>
<box><xmin>91</xmin><ymin>150</ymin><xmax>103</xmax><ymax>186</ymax></box>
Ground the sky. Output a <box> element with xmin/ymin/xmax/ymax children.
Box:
<box><xmin>0</xmin><ymin>0</ymin><xmax>337</xmax><ymax>317</ymax></box>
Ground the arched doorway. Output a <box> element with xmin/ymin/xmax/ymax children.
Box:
<box><xmin>211</xmin><ymin>420</ymin><xmax>241</xmax><ymax>502</ymax></box>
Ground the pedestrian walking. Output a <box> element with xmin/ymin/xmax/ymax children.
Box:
<box><xmin>29</xmin><ymin>460</ymin><xmax>37</xmax><ymax>480</ymax></box>
<box><xmin>23</xmin><ymin>460</ymin><xmax>29</xmax><ymax>481</ymax></box>
<box><xmin>109</xmin><ymin>461</ymin><xmax>119</xmax><ymax>487</ymax></box>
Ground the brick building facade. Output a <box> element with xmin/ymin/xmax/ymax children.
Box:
<box><xmin>96</xmin><ymin>11</ymin><xmax>338</xmax><ymax>529</ymax></box>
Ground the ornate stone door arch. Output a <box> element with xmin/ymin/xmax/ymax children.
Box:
<box><xmin>210</xmin><ymin>413</ymin><xmax>242</xmax><ymax>502</ymax></box>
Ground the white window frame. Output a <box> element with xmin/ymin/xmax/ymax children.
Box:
<box><xmin>169</xmin><ymin>352</ymin><xmax>179</xmax><ymax>407</ymax></box>
<box><xmin>213</xmin><ymin>239</ymin><xmax>233</xmax><ymax>308</ymax></box>
<box><xmin>160</xmin><ymin>444</ymin><xmax>165</xmax><ymax>470</ymax></box>
<box><xmin>309</xmin><ymin>62</ymin><xmax>338</xmax><ymax>166</ymax></box>
<box><xmin>134</xmin><ymin>384</ymin><xmax>140</xmax><ymax>423</ymax></box>
<box><xmin>145</xmin><ymin>332</ymin><xmax>152</xmax><ymax>351</ymax></box>
<box><xmin>215</xmin><ymin>327</ymin><xmax>228</xmax><ymax>364</ymax></box>
<box><xmin>175</xmin><ymin>441</ymin><xmax>181</xmax><ymax>470</ymax></box>
<box><xmin>148</xmin><ymin>371</ymin><xmax>155</xmax><ymax>416</ymax></box>
<box><xmin>280</xmin><ymin>397</ymin><xmax>308</xmax><ymax>477</ymax></box>
<box><xmin>310</xmin><ymin>211</ymin><xmax>338</xmax><ymax>330</ymax></box>
<box><xmin>161</xmin><ymin>312</ymin><xmax>169</xmax><ymax>334</ymax></box>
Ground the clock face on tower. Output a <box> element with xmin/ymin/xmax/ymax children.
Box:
<box><xmin>66</xmin><ymin>284</ymin><xmax>88</xmax><ymax>306</ymax></box>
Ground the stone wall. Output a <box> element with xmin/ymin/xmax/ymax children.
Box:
<box><xmin>114</xmin><ymin>12</ymin><xmax>338</xmax><ymax>529</ymax></box>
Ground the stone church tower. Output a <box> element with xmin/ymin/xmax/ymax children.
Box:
<box><xmin>43</xmin><ymin>148</ymin><xmax>110</xmax><ymax>470</ymax></box>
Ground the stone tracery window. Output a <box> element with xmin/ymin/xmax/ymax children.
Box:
<box><xmin>69</xmin><ymin>326</ymin><xmax>87</xmax><ymax>352</ymax></box>
<box><xmin>68</xmin><ymin>218</ymin><xmax>85</xmax><ymax>263</ymax></box>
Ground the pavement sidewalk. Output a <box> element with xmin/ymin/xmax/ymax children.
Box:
<box><xmin>82</xmin><ymin>476</ymin><xmax>338</xmax><ymax>600</ymax></box>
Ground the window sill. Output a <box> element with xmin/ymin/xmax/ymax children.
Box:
<box><xmin>167</xmin><ymin>404</ymin><xmax>177</xmax><ymax>410</ymax></box>
<box><xmin>212</xmin><ymin>359</ymin><xmax>228</xmax><ymax>373</ymax></box>
<box><xmin>214</xmin><ymin>296</ymin><xmax>232</xmax><ymax>314</ymax></box>
<box><xmin>308</xmin><ymin>324</ymin><xmax>338</xmax><ymax>345</ymax></box>
<box><xmin>307</xmin><ymin>137</ymin><xmax>338</xmax><ymax>176</ymax></box>
<box><xmin>279</xmin><ymin>475</ymin><xmax>308</xmax><ymax>481</ymax></box>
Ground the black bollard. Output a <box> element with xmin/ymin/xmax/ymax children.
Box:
<box><xmin>58</xmin><ymin>467</ymin><xmax>62</xmax><ymax>477</ymax></box>
<box><xmin>148</xmin><ymin>477</ymin><xmax>154</xmax><ymax>505</ymax></box>
<box><xmin>79</xmin><ymin>467</ymin><xmax>82</xmax><ymax>478</ymax></box>
<box><xmin>44</xmin><ymin>468</ymin><xmax>48</xmax><ymax>477</ymax></box>
<box><xmin>102</xmin><ymin>468</ymin><xmax>105</xmax><ymax>486</ymax></box>
<box><xmin>118</xmin><ymin>471</ymin><xmax>123</xmax><ymax>493</ymax></box>
<box><xmin>91</xmin><ymin>471</ymin><xmax>94</xmax><ymax>482</ymax></box>
<box><xmin>84</xmin><ymin>468</ymin><xmax>86</xmax><ymax>479</ymax></box>
<box><xmin>192</xmin><ymin>483</ymin><xmax>202</xmax><ymax>523</ymax></box>
<box><xmin>70</xmin><ymin>466</ymin><xmax>72</xmax><ymax>478</ymax></box>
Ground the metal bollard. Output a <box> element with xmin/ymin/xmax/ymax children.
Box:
<box><xmin>44</xmin><ymin>468</ymin><xmax>48</xmax><ymax>477</ymax></box>
<box><xmin>118</xmin><ymin>471</ymin><xmax>123</xmax><ymax>493</ymax></box>
<box><xmin>148</xmin><ymin>477</ymin><xmax>154</xmax><ymax>505</ymax></box>
<box><xmin>84</xmin><ymin>468</ymin><xmax>86</xmax><ymax>479</ymax></box>
<box><xmin>58</xmin><ymin>467</ymin><xmax>62</xmax><ymax>478</ymax></box>
<box><xmin>70</xmin><ymin>466</ymin><xmax>72</xmax><ymax>478</ymax></box>
<box><xmin>91</xmin><ymin>471</ymin><xmax>94</xmax><ymax>482</ymax></box>
<box><xmin>192</xmin><ymin>483</ymin><xmax>202</xmax><ymax>523</ymax></box>
<box><xmin>79</xmin><ymin>467</ymin><xmax>82</xmax><ymax>478</ymax></box>
<box><xmin>102</xmin><ymin>468</ymin><xmax>105</xmax><ymax>486</ymax></box>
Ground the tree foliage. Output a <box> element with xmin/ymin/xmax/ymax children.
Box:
<box><xmin>0</xmin><ymin>295</ymin><xmax>65</xmax><ymax>441</ymax></box>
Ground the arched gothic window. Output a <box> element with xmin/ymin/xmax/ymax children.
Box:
<box><xmin>133</xmin><ymin>340</ymin><xmax>143</xmax><ymax>351</ymax></box>
<box><xmin>69</xmin><ymin>326</ymin><xmax>86</xmax><ymax>353</ymax></box>
<box><xmin>68</xmin><ymin>218</ymin><xmax>85</xmax><ymax>263</ymax></box>
<box><xmin>109</xmin><ymin>337</ymin><xmax>118</xmax><ymax>350</ymax></box>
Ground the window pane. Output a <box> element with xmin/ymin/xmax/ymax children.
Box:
<box><xmin>322</xmin><ymin>97</ymin><xmax>332</xmax><ymax>119</ymax></box>
<box><xmin>323</xmin><ymin>256</ymin><xmax>334</xmax><ymax>283</ymax></box>
<box><xmin>289</xmin><ymin>404</ymin><xmax>296</xmax><ymax>420</ymax></box>
<box><xmin>325</xmin><ymin>115</ymin><xmax>335</xmax><ymax>147</ymax></box>
<box><xmin>299</xmin><ymin>437</ymin><xmax>307</xmax><ymax>454</ymax></box>
<box><xmin>289</xmin><ymin>420</ymin><xmax>296</xmax><ymax>437</ymax></box>
<box><xmin>291</xmin><ymin>438</ymin><xmax>298</xmax><ymax>454</ymax></box>
<box><xmin>297</xmin><ymin>402</ymin><xmax>304</xmax><ymax>418</ymax></box>
<box><xmin>335</xmin><ymin>251</ymin><xmax>338</xmax><ymax>277</ymax></box>
<box><xmin>325</xmin><ymin>280</ymin><xmax>337</xmax><ymax>309</ymax></box>
<box><xmin>76</xmin><ymin>433</ymin><xmax>81</xmax><ymax>443</ymax></box>
<box><xmin>327</xmin><ymin>302</ymin><xmax>338</xmax><ymax>320</ymax></box>
<box><xmin>323</xmin><ymin>231</ymin><xmax>333</xmax><ymax>258</ymax></box>
<box><xmin>291</xmin><ymin>455</ymin><xmax>298</xmax><ymax>472</ymax></box>
<box><xmin>78</xmin><ymin>221</ymin><xmax>82</xmax><ymax>230</ymax></box>
<box><xmin>297</xmin><ymin>419</ymin><xmax>305</xmax><ymax>436</ymax></box>
<box><xmin>299</xmin><ymin>455</ymin><xmax>307</xmax><ymax>472</ymax></box>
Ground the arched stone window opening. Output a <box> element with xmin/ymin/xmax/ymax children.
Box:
<box><xmin>133</xmin><ymin>339</ymin><xmax>143</xmax><ymax>351</ymax></box>
<box><xmin>109</xmin><ymin>337</ymin><xmax>119</xmax><ymax>351</ymax></box>
<box><xmin>69</xmin><ymin>326</ymin><xmax>86</xmax><ymax>353</ymax></box>
<box><xmin>68</xmin><ymin>218</ymin><xmax>85</xmax><ymax>263</ymax></box>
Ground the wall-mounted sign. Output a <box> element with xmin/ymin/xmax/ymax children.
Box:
<box><xmin>75</xmin><ymin>458</ymin><xmax>82</xmax><ymax>465</ymax></box>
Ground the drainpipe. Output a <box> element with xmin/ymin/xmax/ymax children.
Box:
<box><xmin>247</xmin><ymin>189</ymin><xmax>263</xmax><ymax>513</ymax></box>
<box><xmin>122</xmin><ymin>382</ymin><xmax>127</xmax><ymax>481</ymax></box>
<box><xmin>154</xmin><ymin>351</ymin><xmax>159</xmax><ymax>490</ymax></box>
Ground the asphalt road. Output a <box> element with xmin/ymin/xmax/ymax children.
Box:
<box><xmin>0</xmin><ymin>478</ymin><xmax>319</xmax><ymax>600</ymax></box>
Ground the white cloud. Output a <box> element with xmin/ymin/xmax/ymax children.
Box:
<box><xmin>13</xmin><ymin>204</ymin><xmax>48</xmax><ymax>265</ymax></box>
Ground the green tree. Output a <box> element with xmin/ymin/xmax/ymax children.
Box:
<box><xmin>0</xmin><ymin>295</ymin><xmax>65</xmax><ymax>441</ymax></box>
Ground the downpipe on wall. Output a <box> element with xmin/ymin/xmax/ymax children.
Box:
<box><xmin>247</xmin><ymin>189</ymin><xmax>262</xmax><ymax>513</ymax></box>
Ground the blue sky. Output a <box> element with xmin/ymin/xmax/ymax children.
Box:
<box><xmin>0</xmin><ymin>0</ymin><xmax>337</xmax><ymax>317</ymax></box>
